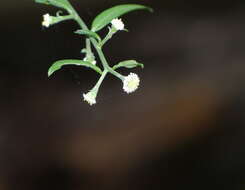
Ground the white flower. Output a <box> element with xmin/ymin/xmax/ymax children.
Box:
<box><xmin>42</xmin><ymin>14</ymin><xmax>52</xmax><ymax>27</ymax></box>
<box><xmin>111</xmin><ymin>18</ymin><xmax>125</xmax><ymax>31</ymax></box>
<box><xmin>83</xmin><ymin>91</ymin><xmax>96</xmax><ymax>105</ymax></box>
<box><xmin>123</xmin><ymin>73</ymin><xmax>140</xmax><ymax>93</ymax></box>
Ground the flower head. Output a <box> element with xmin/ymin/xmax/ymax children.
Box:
<box><xmin>123</xmin><ymin>73</ymin><xmax>140</xmax><ymax>93</ymax></box>
<box><xmin>111</xmin><ymin>18</ymin><xmax>125</xmax><ymax>31</ymax></box>
<box><xmin>42</xmin><ymin>14</ymin><xmax>52</xmax><ymax>27</ymax></box>
<box><xmin>83</xmin><ymin>91</ymin><xmax>96</xmax><ymax>105</ymax></box>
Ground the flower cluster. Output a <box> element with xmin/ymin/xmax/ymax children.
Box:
<box><xmin>36</xmin><ymin>1</ymin><xmax>151</xmax><ymax>106</ymax></box>
<box><xmin>82</xmin><ymin>72</ymin><xmax>140</xmax><ymax>105</ymax></box>
<box><xmin>81</xmin><ymin>18</ymin><xmax>141</xmax><ymax>106</ymax></box>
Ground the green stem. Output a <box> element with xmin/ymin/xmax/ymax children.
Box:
<box><xmin>93</xmin><ymin>70</ymin><xmax>108</xmax><ymax>93</ymax></box>
<box><xmin>91</xmin><ymin>38</ymin><xmax>124</xmax><ymax>80</ymax></box>
<box><xmin>86</xmin><ymin>38</ymin><xmax>92</xmax><ymax>55</ymax></box>
<box><xmin>99</xmin><ymin>27</ymin><xmax>116</xmax><ymax>48</ymax></box>
<box><xmin>68</xmin><ymin>5</ymin><xmax>124</xmax><ymax>80</ymax></box>
<box><xmin>52</xmin><ymin>15</ymin><xmax>74</xmax><ymax>25</ymax></box>
<box><xmin>70</xmin><ymin>8</ymin><xmax>88</xmax><ymax>30</ymax></box>
<box><xmin>69</xmin><ymin>7</ymin><xmax>93</xmax><ymax>60</ymax></box>
<box><xmin>60</xmin><ymin>15</ymin><xmax>74</xmax><ymax>21</ymax></box>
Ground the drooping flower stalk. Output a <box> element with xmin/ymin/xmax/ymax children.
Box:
<box><xmin>35</xmin><ymin>0</ymin><xmax>153</xmax><ymax>105</ymax></box>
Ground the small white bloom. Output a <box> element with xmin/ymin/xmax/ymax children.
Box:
<box><xmin>83</xmin><ymin>91</ymin><xmax>96</xmax><ymax>105</ymax></box>
<box><xmin>111</xmin><ymin>18</ymin><xmax>125</xmax><ymax>31</ymax></box>
<box><xmin>42</xmin><ymin>14</ymin><xmax>52</xmax><ymax>27</ymax></box>
<box><xmin>123</xmin><ymin>73</ymin><xmax>140</xmax><ymax>93</ymax></box>
<box><xmin>83</xmin><ymin>57</ymin><xmax>97</xmax><ymax>65</ymax></box>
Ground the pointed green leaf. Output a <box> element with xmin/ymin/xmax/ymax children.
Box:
<box><xmin>113</xmin><ymin>60</ymin><xmax>144</xmax><ymax>70</ymax></box>
<box><xmin>35</xmin><ymin>0</ymin><xmax>72</xmax><ymax>11</ymax></box>
<box><xmin>74</xmin><ymin>29</ymin><xmax>102</xmax><ymax>43</ymax></box>
<box><xmin>91</xmin><ymin>4</ymin><xmax>153</xmax><ymax>32</ymax></box>
<box><xmin>48</xmin><ymin>59</ymin><xmax>102</xmax><ymax>77</ymax></box>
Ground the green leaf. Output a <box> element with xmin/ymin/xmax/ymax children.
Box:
<box><xmin>35</xmin><ymin>0</ymin><xmax>49</xmax><ymax>5</ymax></box>
<box><xmin>48</xmin><ymin>59</ymin><xmax>102</xmax><ymax>77</ymax></box>
<box><xmin>74</xmin><ymin>29</ymin><xmax>102</xmax><ymax>43</ymax></box>
<box><xmin>35</xmin><ymin>0</ymin><xmax>72</xmax><ymax>11</ymax></box>
<box><xmin>113</xmin><ymin>60</ymin><xmax>144</xmax><ymax>70</ymax></box>
<box><xmin>91</xmin><ymin>4</ymin><xmax>153</xmax><ymax>32</ymax></box>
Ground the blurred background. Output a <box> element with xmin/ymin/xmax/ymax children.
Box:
<box><xmin>1</xmin><ymin>0</ymin><xmax>245</xmax><ymax>189</ymax></box>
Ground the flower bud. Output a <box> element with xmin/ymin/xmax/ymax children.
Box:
<box><xmin>83</xmin><ymin>91</ymin><xmax>96</xmax><ymax>105</ymax></box>
<box><xmin>83</xmin><ymin>57</ymin><xmax>97</xmax><ymax>65</ymax></box>
<box><xmin>111</xmin><ymin>18</ymin><xmax>125</xmax><ymax>31</ymax></box>
<box><xmin>42</xmin><ymin>14</ymin><xmax>52</xmax><ymax>27</ymax></box>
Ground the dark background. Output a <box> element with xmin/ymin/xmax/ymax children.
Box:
<box><xmin>1</xmin><ymin>0</ymin><xmax>245</xmax><ymax>189</ymax></box>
